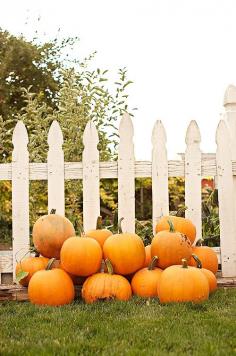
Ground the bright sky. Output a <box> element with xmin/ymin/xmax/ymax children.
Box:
<box><xmin>1</xmin><ymin>0</ymin><xmax>236</xmax><ymax>159</ymax></box>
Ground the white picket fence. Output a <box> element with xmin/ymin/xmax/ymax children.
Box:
<box><xmin>1</xmin><ymin>85</ymin><xmax>236</xmax><ymax>282</ymax></box>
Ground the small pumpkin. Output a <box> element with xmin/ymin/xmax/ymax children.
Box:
<box><xmin>143</xmin><ymin>244</ymin><xmax>151</xmax><ymax>268</ymax></box>
<box><xmin>16</xmin><ymin>253</ymin><xmax>49</xmax><ymax>286</ymax></box>
<box><xmin>191</xmin><ymin>254</ymin><xmax>217</xmax><ymax>293</ymax></box>
<box><xmin>158</xmin><ymin>259</ymin><xmax>209</xmax><ymax>303</ymax></box>
<box><xmin>189</xmin><ymin>246</ymin><xmax>218</xmax><ymax>274</ymax></box>
<box><xmin>85</xmin><ymin>216</ymin><xmax>113</xmax><ymax>248</ymax></box>
<box><xmin>131</xmin><ymin>256</ymin><xmax>162</xmax><ymax>298</ymax></box>
<box><xmin>32</xmin><ymin>209</ymin><xmax>75</xmax><ymax>259</ymax></box>
<box><xmin>103</xmin><ymin>218</ymin><xmax>145</xmax><ymax>275</ymax></box>
<box><xmin>155</xmin><ymin>216</ymin><xmax>196</xmax><ymax>245</ymax></box>
<box><xmin>60</xmin><ymin>234</ymin><xmax>102</xmax><ymax>276</ymax></box>
<box><xmin>151</xmin><ymin>220</ymin><xmax>192</xmax><ymax>269</ymax></box>
<box><xmin>28</xmin><ymin>258</ymin><xmax>75</xmax><ymax>306</ymax></box>
<box><xmin>82</xmin><ymin>259</ymin><xmax>132</xmax><ymax>303</ymax></box>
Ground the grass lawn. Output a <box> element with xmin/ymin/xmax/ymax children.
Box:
<box><xmin>0</xmin><ymin>289</ymin><xmax>235</xmax><ymax>356</ymax></box>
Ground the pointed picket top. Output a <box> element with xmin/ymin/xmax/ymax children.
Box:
<box><xmin>83</xmin><ymin>120</ymin><xmax>99</xmax><ymax>147</ymax></box>
<box><xmin>216</xmin><ymin>120</ymin><xmax>230</xmax><ymax>145</ymax></box>
<box><xmin>48</xmin><ymin>120</ymin><xmax>63</xmax><ymax>147</ymax></box>
<box><xmin>185</xmin><ymin>120</ymin><xmax>201</xmax><ymax>145</ymax></box>
<box><xmin>151</xmin><ymin>120</ymin><xmax>167</xmax><ymax>146</ymax></box>
<box><xmin>119</xmin><ymin>113</ymin><xmax>134</xmax><ymax>140</ymax></box>
<box><xmin>224</xmin><ymin>84</ymin><xmax>236</xmax><ymax>107</ymax></box>
<box><xmin>12</xmin><ymin>121</ymin><xmax>28</xmax><ymax>148</ymax></box>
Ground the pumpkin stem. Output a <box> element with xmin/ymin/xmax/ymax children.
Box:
<box><xmin>191</xmin><ymin>254</ymin><xmax>202</xmax><ymax>269</ymax></box>
<box><xmin>175</xmin><ymin>206</ymin><xmax>188</xmax><ymax>217</ymax></box>
<box><xmin>46</xmin><ymin>258</ymin><xmax>56</xmax><ymax>271</ymax></box>
<box><xmin>50</xmin><ymin>209</ymin><xmax>56</xmax><ymax>214</ymax></box>
<box><xmin>75</xmin><ymin>220</ymin><xmax>85</xmax><ymax>236</ymax></box>
<box><xmin>100</xmin><ymin>259</ymin><xmax>105</xmax><ymax>273</ymax></box>
<box><xmin>96</xmin><ymin>216</ymin><xmax>103</xmax><ymax>230</ymax></box>
<box><xmin>181</xmin><ymin>258</ymin><xmax>188</xmax><ymax>269</ymax></box>
<box><xmin>167</xmin><ymin>219</ymin><xmax>175</xmax><ymax>233</ymax></box>
<box><xmin>118</xmin><ymin>217</ymin><xmax>124</xmax><ymax>234</ymax></box>
<box><xmin>148</xmin><ymin>256</ymin><xmax>158</xmax><ymax>270</ymax></box>
<box><xmin>105</xmin><ymin>258</ymin><xmax>114</xmax><ymax>275</ymax></box>
<box><xmin>196</xmin><ymin>239</ymin><xmax>203</xmax><ymax>247</ymax></box>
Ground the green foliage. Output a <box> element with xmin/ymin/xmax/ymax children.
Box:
<box><xmin>202</xmin><ymin>188</ymin><xmax>220</xmax><ymax>246</ymax></box>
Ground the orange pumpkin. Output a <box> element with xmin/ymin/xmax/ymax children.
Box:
<box><xmin>32</xmin><ymin>209</ymin><xmax>75</xmax><ymax>259</ymax></box>
<box><xmin>131</xmin><ymin>256</ymin><xmax>162</xmax><ymax>298</ymax></box>
<box><xmin>16</xmin><ymin>255</ymin><xmax>49</xmax><ymax>286</ymax></box>
<box><xmin>28</xmin><ymin>259</ymin><xmax>75</xmax><ymax>306</ymax></box>
<box><xmin>51</xmin><ymin>259</ymin><xmax>86</xmax><ymax>285</ymax></box>
<box><xmin>103</xmin><ymin>219</ymin><xmax>145</xmax><ymax>275</ymax></box>
<box><xmin>143</xmin><ymin>244</ymin><xmax>151</xmax><ymax>268</ymax></box>
<box><xmin>60</xmin><ymin>235</ymin><xmax>102</xmax><ymax>276</ymax></box>
<box><xmin>82</xmin><ymin>259</ymin><xmax>132</xmax><ymax>303</ymax></box>
<box><xmin>155</xmin><ymin>216</ymin><xmax>196</xmax><ymax>245</ymax></box>
<box><xmin>191</xmin><ymin>254</ymin><xmax>217</xmax><ymax>293</ymax></box>
<box><xmin>189</xmin><ymin>246</ymin><xmax>218</xmax><ymax>274</ymax></box>
<box><xmin>85</xmin><ymin>216</ymin><xmax>113</xmax><ymax>248</ymax></box>
<box><xmin>151</xmin><ymin>220</ymin><xmax>192</xmax><ymax>269</ymax></box>
<box><xmin>158</xmin><ymin>259</ymin><xmax>209</xmax><ymax>303</ymax></box>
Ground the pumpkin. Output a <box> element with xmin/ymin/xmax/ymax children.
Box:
<box><xmin>32</xmin><ymin>209</ymin><xmax>75</xmax><ymax>259</ymax></box>
<box><xmin>158</xmin><ymin>259</ymin><xmax>209</xmax><ymax>303</ymax></box>
<box><xmin>82</xmin><ymin>259</ymin><xmax>132</xmax><ymax>303</ymax></box>
<box><xmin>155</xmin><ymin>216</ymin><xmax>196</xmax><ymax>245</ymax></box>
<box><xmin>16</xmin><ymin>255</ymin><xmax>49</xmax><ymax>286</ymax></box>
<box><xmin>191</xmin><ymin>254</ymin><xmax>217</xmax><ymax>293</ymax></box>
<box><xmin>103</xmin><ymin>218</ymin><xmax>145</xmax><ymax>275</ymax></box>
<box><xmin>28</xmin><ymin>259</ymin><xmax>75</xmax><ymax>306</ymax></box>
<box><xmin>143</xmin><ymin>244</ymin><xmax>151</xmax><ymax>268</ymax></box>
<box><xmin>60</xmin><ymin>235</ymin><xmax>102</xmax><ymax>276</ymax></box>
<box><xmin>131</xmin><ymin>256</ymin><xmax>162</xmax><ymax>298</ymax></box>
<box><xmin>189</xmin><ymin>246</ymin><xmax>218</xmax><ymax>274</ymax></box>
<box><xmin>85</xmin><ymin>216</ymin><xmax>113</xmax><ymax>248</ymax></box>
<box><xmin>51</xmin><ymin>259</ymin><xmax>87</xmax><ymax>285</ymax></box>
<box><xmin>151</xmin><ymin>220</ymin><xmax>192</xmax><ymax>269</ymax></box>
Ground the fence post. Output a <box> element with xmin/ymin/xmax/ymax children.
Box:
<box><xmin>118</xmin><ymin>113</ymin><xmax>135</xmax><ymax>233</ymax></box>
<box><xmin>151</xmin><ymin>120</ymin><xmax>169</xmax><ymax>233</ymax></box>
<box><xmin>82</xmin><ymin>121</ymin><xmax>100</xmax><ymax>231</ymax></box>
<box><xmin>185</xmin><ymin>120</ymin><xmax>202</xmax><ymax>243</ymax></box>
<box><xmin>12</xmin><ymin>121</ymin><xmax>29</xmax><ymax>279</ymax></box>
<box><xmin>216</xmin><ymin>120</ymin><xmax>236</xmax><ymax>277</ymax></box>
<box><xmin>47</xmin><ymin>120</ymin><xmax>65</xmax><ymax>216</ymax></box>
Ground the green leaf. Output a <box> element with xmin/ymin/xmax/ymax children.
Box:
<box><xmin>16</xmin><ymin>270</ymin><xmax>29</xmax><ymax>283</ymax></box>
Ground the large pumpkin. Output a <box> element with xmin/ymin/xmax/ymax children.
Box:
<box><xmin>16</xmin><ymin>255</ymin><xmax>49</xmax><ymax>286</ymax></box>
<box><xmin>191</xmin><ymin>254</ymin><xmax>217</xmax><ymax>293</ymax></box>
<box><xmin>155</xmin><ymin>216</ymin><xmax>196</xmax><ymax>245</ymax></box>
<box><xmin>85</xmin><ymin>216</ymin><xmax>113</xmax><ymax>248</ymax></box>
<box><xmin>32</xmin><ymin>209</ymin><xmax>75</xmax><ymax>259</ymax></box>
<box><xmin>82</xmin><ymin>259</ymin><xmax>132</xmax><ymax>303</ymax></box>
<box><xmin>28</xmin><ymin>259</ymin><xmax>75</xmax><ymax>306</ymax></box>
<box><xmin>131</xmin><ymin>256</ymin><xmax>162</xmax><ymax>298</ymax></box>
<box><xmin>189</xmin><ymin>246</ymin><xmax>218</xmax><ymax>274</ymax></box>
<box><xmin>151</xmin><ymin>220</ymin><xmax>192</xmax><ymax>269</ymax></box>
<box><xmin>158</xmin><ymin>259</ymin><xmax>209</xmax><ymax>303</ymax></box>
<box><xmin>60</xmin><ymin>235</ymin><xmax>102</xmax><ymax>276</ymax></box>
<box><xmin>103</xmin><ymin>219</ymin><xmax>145</xmax><ymax>275</ymax></box>
<box><xmin>51</xmin><ymin>259</ymin><xmax>87</xmax><ymax>286</ymax></box>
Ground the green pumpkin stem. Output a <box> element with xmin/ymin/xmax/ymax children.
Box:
<box><xmin>148</xmin><ymin>256</ymin><xmax>158</xmax><ymax>271</ymax></box>
<box><xmin>191</xmin><ymin>254</ymin><xmax>202</xmax><ymax>269</ymax></box>
<box><xmin>105</xmin><ymin>258</ymin><xmax>114</xmax><ymax>275</ymax></box>
<box><xmin>167</xmin><ymin>219</ymin><xmax>175</xmax><ymax>233</ymax></box>
<box><xmin>50</xmin><ymin>209</ymin><xmax>56</xmax><ymax>214</ymax></box>
<box><xmin>46</xmin><ymin>258</ymin><xmax>56</xmax><ymax>271</ymax></box>
<box><xmin>75</xmin><ymin>220</ymin><xmax>85</xmax><ymax>236</ymax></box>
<box><xmin>118</xmin><ymin>217</ymin><xmax>124</xmax><ymax>234</ymax></box>
<box><xmin>181</xmin><ymin>258</ymin><xmax>188</xmax><ymax>269</ymax></box>
<box><xmin>96</xmin><ymin>216</ymin><xmax>103</xmax><ymax>230</ymax></box>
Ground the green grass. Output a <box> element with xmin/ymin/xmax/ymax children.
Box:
<box><xmin>0</xmin><ymin>289</ymin><xmax>236</xmax><ymax>356</ymax></box>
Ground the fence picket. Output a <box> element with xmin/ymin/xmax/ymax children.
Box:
<box><xmin>185</xmin><ymin>120</ymin><xmax>202</xmax><ymax>243</ymax></box>
<box><xmin>216</xmin><ymin>120</ymin><xmax>236</xmax><ymax>277</ymax></box>
<box><xmin>12</xmin><ymin>121</ymin><xmax>29</xmax><ymax>279</ymax></box>
<box><xmin>47</xmin><ymin>121</ymin><xmax>65</xmax><ymax>216</ymax></box>
<box><xmin>82</xmin><ymin>121</ymin><xmax>100</xmax><ymax>231</ymax></box>
<box><xmin>151</xmin><ymin>120</ymin><xmax>169</xmax><ymax>233</ymax></box>
<box><xmin>118</xmin><ymin>113</ymin><xmax>135</xmax><ymax>233</ymax></box>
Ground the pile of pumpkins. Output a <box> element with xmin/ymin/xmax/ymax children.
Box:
<box><xmin>16</xmin><ymin>211</ymin><xmax>218</xmax><ymax>306</ymax></box>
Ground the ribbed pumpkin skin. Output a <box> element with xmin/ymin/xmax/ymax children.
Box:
<box><xmin>28</xmin><ymin>268</ymin><xmax>75</xmax><ymax>306</ymax></box>
<box><xmin>103</xmin><ymin>233</ymin><xmax>145</xmax><ymax>275</ymax></box>
<box><xmin>16</xmin><ymin>256</ymin><xmax>49</xmax><ymax>286</ymax></box>
<box><xmin>151</xmin><ymin>231</ymin><xmax>192</xmax><ymax>269</ymax></box>
<box><xmin>158</xmin><ymin>265</ymin><xmax>209</xmax><ymax>303</ymax></box>
<box><xmin>143</xmin><ymin>245</ymin><xmax>151</xmax><ymax>268</ymax></box>
<box><xmin>82</xmin><ymin>273</ymin><xmax>132</xmax><ymax>303</ymax></box>
<box><xmin>33</xmin><ymin>214</ymin><xmax>75</xmax><ymax>259</ymax></box>
<box><xmin>60</xmin><ymin>236</ymin><xmax>102</xmax><ymax>276</ymax></box>
<box><xmin>131</xmin><ymin>267</ymin><xmax>162</xmax><ymax>298</ymax></box>
<box><xmin>189</xmin><ymin>246</ymin><xmax>218</xmax><ymax>274</ymax></box>
<box><xmin>85</xmin><ymin>229</ymin><xmax>113</xmax><ymax>248</ymax></box>
<box><xmin>155</xmin><ymin>216</ymin><xmax>196</xmax><ymax>245</ymax></box>
<box><xmin>200</xmin><ymin>268</ymin><xmax>217</xmax><ymax>293</ymax></box>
